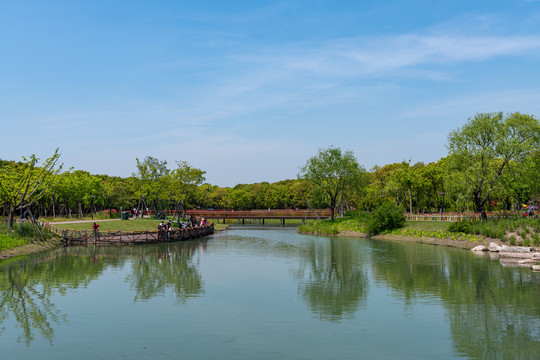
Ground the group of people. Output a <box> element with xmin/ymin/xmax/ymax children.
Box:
<box><xmin>525</xmin><ymin>203</ymin><xmax>536</xmax><ymax>217</ymax></box>
<box><xmin>90</xmin><ymin>216</ymin><xmax>208</xmax><ymax>241</ymax></box>
<box><xmin>158</xmin><ymin>217</ymin><xmax>207</xmax><ymax>231</ymax></box>
<box><xmin>131</xmin><ymin>208</ymin><xmax>142</xmax><ymax>218</ymax></box>
<box><xmin>158</xmin><ymin>221</ymin><xmax>175</xmax><ymax>240</ymax></box>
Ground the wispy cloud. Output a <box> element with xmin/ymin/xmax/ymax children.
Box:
<box><xmin>166</xmin><ymin>30</ymin><xmax>540</xmax><ymax>128</ymax></box>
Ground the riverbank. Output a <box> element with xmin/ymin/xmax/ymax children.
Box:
<box><xmin>337</xmin><ymin>230</ymin><xmax>501</xmax><ymax>250</ymax></box>
<box><xmin>0</xmin><ymin>238</ymin><xmax>63</xmax><ymax>260</ymax></box>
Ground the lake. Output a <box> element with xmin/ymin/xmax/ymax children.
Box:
<box><xmin>1</xmin><ymin>227</ymin><xmax>539</xmax><ymax>359</ymax></box>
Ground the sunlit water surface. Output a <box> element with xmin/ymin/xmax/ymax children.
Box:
<box><xmin>1</xmin><ymin>227</ymin><xmax>539</xmax><ymax>359</ymax></box>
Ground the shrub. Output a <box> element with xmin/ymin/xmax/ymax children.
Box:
<box><xmin>448</xmin><ymin>221</ymin><xmax>473</xmax><ymax>234</ymax></box>
<box><xmin>298</xmin><ymin>220</ymin><xmax>339</xmax><ymax>235</ymax></box>
<box><xmin>366</xmin><ymin>203</ymin><xmax>405</xmax><ymax>235</ymax></box>
<box><xmin>343</xmin><ymin>210</ymin><xmax>371</xmax><ymax>221</ymax></box>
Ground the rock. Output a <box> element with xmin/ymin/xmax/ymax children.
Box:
<box><xmin>499</xmin><ymin>250</ymin><xmax>534</xmax><ymax>259</ymax></box>
<box><xmin>501</xmin><ymin>246</ymin><xmax>533</xmax><ymax>253</ymax></box>
<box><xmin>488</xmin><ymin>242</ymin><xmax>502</xmax><ymax>252</ymax></box>
<box><xmin>471</xmin><ymin>245</ymin><xmax>488</xmax><ymax>252</ymax></box>
<box><xmin>532</xmin><ymin>265</ymin><xmax>540</xmax><ymax>272</ymax></box>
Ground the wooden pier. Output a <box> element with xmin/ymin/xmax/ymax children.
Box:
<box><xmin>61</xmin><ymin>223</ymin><xmax>214</xmax><ymax>246</ymax></box>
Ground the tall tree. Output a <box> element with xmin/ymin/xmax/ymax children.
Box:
<box><xmin>298</xmin><ymin>147</ymin><xmax>366</xmax><ymax>221</ymax></box>
<box><xmin>447</xmin><ymin>112</ymin><xmax>540</xmax><ymax>219</ymax></box>
<box><xmin>132</xmin><ymin>156</ymin><xmax>168</xmax><ymax>213</ymax></box>
<box><xmin>165</xmin><ymin>161</ymin><xmax>206</xmax><ymax>222</ymax></box>
<box><xmin>0</xmin><ymin>149</ymin><xmax>65</xmax><ymax>229</ymax></box>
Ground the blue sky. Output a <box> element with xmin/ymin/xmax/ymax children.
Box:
<box><xmin>1</xmin><ymin>0</ymin><xmax>540</xmax><ymax>186</ymax></box>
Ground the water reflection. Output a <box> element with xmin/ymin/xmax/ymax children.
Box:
<box><xmin>0</xmin><ymin>240</ymin><xmax>207</xmax><ymax>345</ymax></box>
<box><xmin>295</xmin><ymin>237</ymin><xmax>368</xmax><ymax>321</ymax></box>
<box><xmin>127</xmin><ymin>242</ymin><xmax>205</xmax><ymax>303</ymax></box>
<box><xmin>0</xmin><ymin>259</ymin><xmax>64</xmax><ymax>346</ymax></box>
<box><xmin>1</xmin><ymin>230</ymin><xmax>540</xmax><ymax>359</ymax></box>
<box><xmin>368</xmin><ymin>240</ymin><xmax>540</xmax><ymax>359</ymax></box>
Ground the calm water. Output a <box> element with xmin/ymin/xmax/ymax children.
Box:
<box><xmin>1</xmin><ymin>227</ymin><xmax>539</xmax><ymax>359</ymax></box>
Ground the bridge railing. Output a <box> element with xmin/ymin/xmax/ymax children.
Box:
<box><xmin>186</xmin><ymin>209</ymin><xmax>332</xmax><ymax>219</ymax></box>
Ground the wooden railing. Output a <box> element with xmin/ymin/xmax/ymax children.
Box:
<box><xmin>405</xmin><ymin>213</ymin><xmax>522</xmax><ymax>222</ymax></box>
<box><xmin>185</xmin><ymin>209</ymin><xmax>332</xmax><ymax>219</ymax></box>
<box><xmin>57</xmin><ymin>223</ymin><xmax>214</xmax><ymax>246</ymax></box>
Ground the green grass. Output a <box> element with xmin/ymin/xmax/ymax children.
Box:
<box><xmin>0</xmin><ymin>222</ymin><xmax>55</xmax><ymax>251</ymax></box>
<box><xmin>467</xmin><ymin>218</ymin><xmax>540</xmax><ymax>240</ymax></box>
<box><xmin>52</xmin><ymin>218</ymin><xmax>219</xmax><ymax>232</ymax></box>
<box><xmin>214</xmin><ymin>223</ymin><xmax>229</xmax><ymax>231</ymax></box>
<box><xmin>298</xmin><ymin>220</ymin><xmax>339</xmax><ymax>235</ymax></box>
<box><xmin>403</xmin><ymin>221</ymin><xmax>449</xmax><ymax>232</ymax></box>
<box><xmin>0</xmin><ymin>232</ymin><xmax>29</xmax><ymax>251</ymax></box>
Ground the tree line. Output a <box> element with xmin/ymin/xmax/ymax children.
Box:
<box><xmin>1</xmin><ymin>112</ymin><xmax>539</xmax><ymax>228</ymax></box>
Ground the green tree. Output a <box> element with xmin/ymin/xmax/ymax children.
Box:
<box><xmin>447</xmin><ymin>112</ymin><xmax>540</xmax><ymax>219</ymax></box>
<box><xmin>298</xmin><ymin>147</ymin><xmax>366</xmax><ymax>221</ymax></box>
<box><xmin>165</xmin><ymin>161</ymin><xmax>206</xmax><ymax>222</ymax></box>
<box><xmin>132</xmin><ymin>156</ymin><xmax>169</xmax><ymax>213</ymax></box>
<box><xmin>0</xmin><ymin>149</ymin><xmax>65</xmax><ymax>229</ymax></box>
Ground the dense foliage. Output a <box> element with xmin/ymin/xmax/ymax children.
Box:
<box><xmin>1</xmin><ymin>112</ymin><xmax>539</xmax><ymax>224</ymax></box>
<box><xmin>366</xmin><ymin>203</ymin><xmax>406</xmax><ymax>235</ymax></box>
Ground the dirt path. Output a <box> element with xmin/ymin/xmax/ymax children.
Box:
<box><xmin>51</xmin><ymin>219</ymin><xmax>122</xmax><ymax>224</ymax></box>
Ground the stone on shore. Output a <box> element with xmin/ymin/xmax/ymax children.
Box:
<box><xmin>488</xmin><ymin>242</ymin><xmax>502</xmax><ymax>252</ymax></box>
<box><xmin>471</xmin><ymin>245</ymin><xmax>488</xmax><ymax>252</ymax></box>
<box><xmin>500</xmin><ymin>246</ymin><xmax>533</xmax><ymax>253</ymax></box>
<box><xmin>499</xmin><ymin>250</ymin><xmax>534</xmax><ymax>259</ymax></box>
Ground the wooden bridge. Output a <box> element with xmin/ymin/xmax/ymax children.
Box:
<box><xmin>185</xmin><ymin>209</ymin><xmax>332</xmax><ymax>225</ymax></box>
<box><xmin>60</xmin><ymin>223</ymin><xmax>214</xmax><ymax>246</ymax></box>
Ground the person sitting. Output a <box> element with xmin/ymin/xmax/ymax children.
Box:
<box><xmin>200</xmin><ymin>218</ymin><xmax>206</xmax><ymax>226</ymax></box>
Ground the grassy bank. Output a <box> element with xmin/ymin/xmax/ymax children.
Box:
<box><xmin>0</xmin><ymin>222</ymin><xmax>54</xmax><ymax>251</ymax></box>
<box><xmin>0</xmin><ymin>222</ymin><xmax>62</xmax><ymax>259</ymax></box>
<box><xmin>299</xmin><ymin>216</ymin><xmax>540</xmax><ymax>247</ymax></box>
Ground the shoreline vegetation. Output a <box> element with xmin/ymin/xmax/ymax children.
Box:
<box><xmin>1</xmin><ymin>214</ymin><xmax>539</xmax><ymax>261</ymax></box>
<box><xmin>297</xmin><ymin>215</ymin><xmax>540</xmax><ymax>251</ymax></box>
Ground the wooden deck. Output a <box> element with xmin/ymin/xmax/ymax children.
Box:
<box><xmin>61</xmin><ymin>223</ymin><xmax>214</xmax><ymax>246</ymax></box>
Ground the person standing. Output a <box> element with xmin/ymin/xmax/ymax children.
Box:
<box><xmin>91</xmin><ymin>223</ymin><xmax>100</xmax><ymax>243</ymax></box>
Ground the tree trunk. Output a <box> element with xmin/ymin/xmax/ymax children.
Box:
<box><xmin>473</xmin><ymin>190</ymin><xmax>487</xmax><ymax>220</ymax></box>
<box><xmin>408</xmin><ymin>185</ymin><xmax>413</xmax><ymax>215</ymax></box>
<box><xmin>330</xmin><ymin>197</ymin><xmax>336</xmax><ymax>221</ymax></box>
<box><xmin>7</xmin><ymin>209</ymin><xmax>14</xmax><ymax>229</ymax></box>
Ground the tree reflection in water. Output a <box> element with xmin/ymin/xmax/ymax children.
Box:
<box><xmin>0</xmin><ymin>240</ymin><xmax>206</xmax><ymax>345</ymax></box>
<box><xmin>296</xmin><ymin>237</ymin><xmax>369</xmax><ymax>322</ymax></box>
<box><xmin>368</xmin><ymin>240</ymin><xmax>540</xmax><ymax>359</ymax></box>
<box><xmin>0</xmin><ymin>246</ymin><xmax>108</xmax><ymax>346</ymax></box>
<box><xmin>127</xmin><ymin>241</ymin><xmax>205</xmax><ymax>303</ymax></box>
